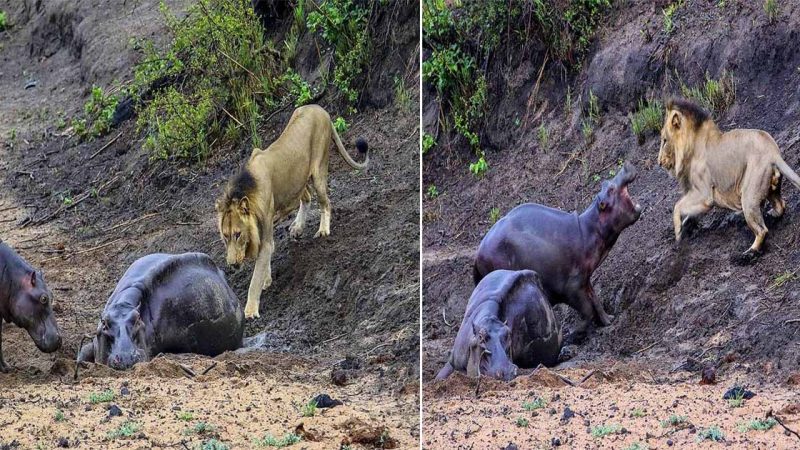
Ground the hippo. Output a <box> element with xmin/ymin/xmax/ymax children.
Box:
<box><xmin>436</xmin><ymin>269</ymin><xmax>561</xmax><ymax>381</ymax></box>
<box><xmin>474</xmin><ymin>162</ymin><xmax>642</xmax><ymax>337</ymax></box>
<box><xmin>78</xmin><ymin>253</ymin><xmax>244</xmax><ymax>370</ymax></box>
<box><xmin>0</xmin><ymin>241</ymin><xmax>62</xmax><ymax>371</ymax></box>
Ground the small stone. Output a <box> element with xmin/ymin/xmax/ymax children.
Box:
<box><xmin>667</xmin><ymin>439</ymin><xmax>674</xmax><ymax>446</ymax></box>
<box><xmin>107</xmin><ymin>404</ymin><xmax>123</xmax><ymax>418</ymax></box>
<box><xmin>551</xmin><ymin>437</ymin><xmax>561</xmax><ymax>446</ymax></box>
<box><xmin>120</xmin><ymin>386</ymin><xmax>130</xmax><ymax>396</ymax></box>
<box><xmin>561</xmin><ymin>407</ymin><xmax>575</xmax><ymax>424</ymax></box>
<box><xmin>620</xmin><ymin>427</ymin><xmax>627</xmax><ymax>434</ymax></box>
<box><xmin>548</xmin><ymin>408</ymin><xmax>557</xmax><ymax>415</ymax></box>
<box><xmin>583</xmin><ymin>419</ymin><xmax>590</xmax><ymax>427</ymax></box>
<box><xmin>57</xmin><ymin>437</ymin><xmax>69</xmax><ymax>448</ymax></box>
<box><xmin>503</xmin><ymin>444</ymin><xmax>518</xmax><ymax>450</ymax></box>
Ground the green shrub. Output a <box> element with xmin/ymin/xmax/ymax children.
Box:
<box><xmin>537</xmin><ymin>124</ymin><xmax>549</xmax><ymax>151</ymax></box>
<box><xmin>696</xmin><ymin>426</ymin><xmax>725</xmax><ymax>442</ymax></box>
<box><xmin>660</xmin><ymin>415</ymin><xmax>688</xmax><ymax>428</ymax></box>
<box><xmin>629</xmin><ymin>99</ymin><xmax>663</xmax><ymax>143</ymax></box>
<box><xmin>522</xmin><ymin>397</ymin><xmax>547</xmax><ymax>411</ymax></box>
<box><xmin>199</xmin><ymin>440</ymin><xmax>230</xmax><ymax>450</ymax></box>
<box><xmin>88</xmin><ymin>390</ymin><xmax>115</xmax><ymax>404</ymax></box>
<box><xmin>426</xmin><ymin>184</ymin><xmax>439</xmax><ymax>199</ymax></box>
<box><xmin>422</xmin><ymin>133</ymin><xmax>435</xmax><ymax>154</ymax></box>
<box><xmin>663</xmin><ymin>1</ymin><xmax>683</xmax><ymax>34</ymax></box>
<box><xmin>679</xmin><ymin>71</ymin><xmax>735</xmax><ymax>117</ymax></box>
<box><xmin>133</xmin><ymin>0</ymin><xmax>282</xmax><ymax>161</ymax></box>
<box><xmin>514</xmin><ymin>417</ymin><xmax>529</xmax><ymax>428</ymax></box>
<box><xmin>764</xmin><ymin>0</ymin><xmax>778</xmax><ymax>22</ymax></box>
<box><xmin>489</xmin><ymin>207</ymin><xmax>500</xmax><ymax>224</ymax></box>
<box><xmin>0</xmin><ymin>11</ymin><xmax>7</xmax><ymax>31</ymax></box>
<box><xmin>591</xmin><ymin>423</ymin><xmax>621</xmax><ymax>438</ymax></box>
<box><xmin>469</xmin><ymin>154</ymin><xmax>488</xmax><ymax>178</ymax></box>
<box><xmin>301</xmin><ymin>400</ymin><xmax>317</xmax><ymax>417</ymax></box>
<box><xmin>307</xmin><ymin>0</ymin><xmax>370</xmax><ymax>105</ymax></box>
<box><xmin>333</xmin><ymin>116</ymin><xmax>348</xmax><ymax>133</ymax></box>
<box><xmin>737</xmin><ymin>418</ymin><xmax>777</xmax><ymax>432</ymax></box>
<box><xmin>254</xmin><ymin>433</ymin><xmax>301</xmax><ymax>447</ymax></box>
<box><xmin>107</xmin><ymin>421</ymin><xmax>140</xmax><ymax>440</ymax></box>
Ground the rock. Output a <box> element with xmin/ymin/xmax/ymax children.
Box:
<box><xmin>107</xmin><ymin>404</ymin><xmax>123</xmax><ymax>418</ymax></box>
<box><xmin>700</xmin><ymin>367</ymin><xmax>716</xmax><ymax>385</ymax></box>
<box><xmin>331</xmin><ymin>369</ymin><xmax>348</xmax><ymax>386</ymax></box>
<box><xmin>56</xmin><ymin>437</ymin><xmax>69</xmax><ymax>448</ymax></box>
<box><xmin>667</xmin><ymin>439</ymin><xmax>674</xmax><ymax>446</ymax></box>
<box><xmin>561</xmin><ymin>407</ymin><xmax>575</xmax><ymax>424</ymax></box>
<box><xmin>312</xmin><ymin>393</ymin><xmax>342</xmax><ymax>408</ymax></box>
<box><xmin>502</xmin><ymin>444</ymin><xmax>518</xmax><ymax>450</ymax></box>
<box><xmin>551</xmin><ymin>437</ymin><xmax>561</xmax><ymax>446</ymax></box>
<box><xmin>722</xmin><ymin>386</ymin><xmax>755</xmax><ymax>400</ymax></box>
<box><xmin>120</xmin><ymin>386</ymin><xmax>130</xmax><ymax>396</ymax></box>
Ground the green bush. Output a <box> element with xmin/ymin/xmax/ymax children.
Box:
<box><xmin>629</xmin><ymin>99</ymin><xmax>663</xmax><ymax>143</ymax></box>
<box><xmin>0</xmin><ymin>10</ymin><xmax>7</xmax><ymax>31</ymax></box>
<box><xmin>307</xmin><ymin>0</ymin><xmax>370</xmax><ymax>105</ymax></box>
<box><xmin>254</xmin><ymin>433</ymin><xmax>301</xmax><ymax>447</ymax></box>
<box><xmin>72</xmin><ymin>85</ymin><xmax>120</xmax><ymax>141</ymax></box>
<box><xmin>679</xmin><ymin>71</ymin><xmax>736</xmax><ymax>117</ymax></box>
<box><xmin>133</xmin><ymin>0</ymin><xmax>282</xmax><ymax>161</ymax></box>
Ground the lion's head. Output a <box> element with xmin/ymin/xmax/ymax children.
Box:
<box><xmin>659</xmin><ymin>98</ymin><xmax>710</xmax><ymax>178</ymax></box>
<box><xmin>216</xmin><ymin>169</ymin><xmax>262</xmax><ymax>266</ymax></box>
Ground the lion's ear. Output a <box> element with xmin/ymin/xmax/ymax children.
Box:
<box><xmin>238</xmin><ymin>197</ymin><xmax>250</xmax><ymax>215</ymax></box>
<box><xmin>671</xmin><ymin>111</ymin><xmax>682</xmax><ymax>130</ymax></box>
<box><xmin>214</xmin><ymin>198</ymin><xmax>224</xmax><ymax>212</ymax></box>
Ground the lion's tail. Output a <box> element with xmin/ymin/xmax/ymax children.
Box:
<box><xmin>775</xmin><ymin>158</ymin><xmax>800</xmax><ymax>190</ymax></box>
<box><xmin>330</xmin><ymin>123</ymin><xmax>369</xmax><ymax>170</ymax></box>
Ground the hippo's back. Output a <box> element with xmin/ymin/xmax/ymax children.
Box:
<box><xmin>119</xmin><ymin>253</ymin><xmax>244</xmax><ymax>357</ymax></box>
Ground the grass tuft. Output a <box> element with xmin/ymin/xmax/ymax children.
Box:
<box><xmin>88</xmin><ymin>390</ymin><xmax>115</xmax><ymax>404</ymax></box>
<box><xmin>738</xmin><ymin>418</ymin><xmax>777</xmax><ymax>432</ymax></box>
<box><xmin>660</xmin><ymin>415</ymin><xmax>688</xmax><ymax>428</ymax></box>
<box><xmin>254</xmin><ymin>433</ymin><xmax>301</xmax><ymax>447</ymax></box>
<box><xmin>696</xmin><ymin>426</ymin><xmax>725</xmax><ymax>442</ymax></box>
<box><xmin>106</xmin><ymin>421</ymin><xmax>141</xmax><ymax>440</ymax></box>
<box><xmin>591</xmin><ymin>423</ymin><xmax>621</xmax><ymax>438</ymax></box>
<box><xmin>629</xmin><ymin>99</ymin><xmax>663</xmax><ymax>144</ymax></box>
<box><xmin>522</xmin><ymin>397</ymin><xmax>547</xmax><ymax>411</ymax></box>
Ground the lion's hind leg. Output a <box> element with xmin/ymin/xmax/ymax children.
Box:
<box><xmin>289</xmin><ymin>187</ymin><xmax>312</xmax><ymax>238</ymax></box>
<box><xmin>742</xmin><ymin>176</ymin><xmax>770</xmax><ymax>254</ymax></box>
<box><xmin>311</xmin><ymin>165</ymin><xmax>331</xmax><ymax>238</ymax></box>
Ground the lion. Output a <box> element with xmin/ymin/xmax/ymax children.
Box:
<box><xmin>216</xmin><ymin>104</ymin><xmax>368</xmax><ymax>319</ymax></box>
<box><xmin>658</xmin><ymin>97</ymin><xmax>800</xmax><ymax>256</ymax></box>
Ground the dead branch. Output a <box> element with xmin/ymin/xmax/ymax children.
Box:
<box><xmin>88</xmin><ymin>132</ymin><xmax>123</xmax><ymax>160</ymax></box>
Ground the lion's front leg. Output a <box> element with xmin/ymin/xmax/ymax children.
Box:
<box><xmin>673</xmin><ymin>190</ymin><xmax>712</xmax><ymax>241</ymax></box>
<box><xmin>244</xmin><ymin>221</ymin><xmax>275</xmax><ymax>320</ymax></box>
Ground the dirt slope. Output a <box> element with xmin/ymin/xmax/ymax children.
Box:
<box><xmin>423</xmin><ymin>1</ymin><xmax>800</xmax><ymax>447</ymax></box>
<box><xmin>0</xmin><ymin>0</ymin><xmax>419</xmax><ymax>448</ymax></box>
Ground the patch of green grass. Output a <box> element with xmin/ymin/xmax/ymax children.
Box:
<box><xmin>301</xmin><ymin>400</ymin><xmax>317</xmax><ymax>417</ymax></box>
<box><xmin>254</xmin><ymin>433</ymin><xmax>301</xmax><ymax>447</ymax></box>
<box><xmin>680</xmin><ymin>71</ymin><xmax>736</xmax><ymax>117</ymax></box>
<box><xmin>631</xmin><ymin>408</ymin><xmax>647</xmax><ymax>418</ymax></box>
<box><xmin>537</xmin><ymin>124</ymin><xmax>549</xmax><ymax>151</ymax></box>
<box><xmin>185</xmin><ymin>422</ymin><xmax>215</xmax><ymax>435</ymax></box>
<box><xmin>591</xmin><ymin>423</ymin><xmax>621</xmax><ymax>438</ymax></box>
<box><xmin>581</xmin><ymin>119</ymin><xmax>593</xmax><ymax>143</ymax></box>
<box><xmin>0</xmin><ymin>10</ymin><xmax>7</xmax><ymax>31</ymax></box>
<box><xmin>106</xmin><ymin>421</ymin><xmax>141</xmax><ymax>440</ymax></box>
<box><xmin>54</xmin><ymin>409</ymin><xmax>66</xmax><ymax>422</ymax></box>
<box><xmin>422</xmin><ymin>133</ymin><xmax>435</xmax><ymax>154</ymax></box>
<box><xmin>624</xmin><ymin>443</ymin><xmax>648</xmax><ymax>450</ymax></box>
<box><xmin>696</xmin><ymin>426</ymin><xmax>725</xmax><ymax>442</ymax></box>
<box><xmin>489</xmin><ymin>207</ymin><xmax>501</xmax><ymax>225</ymax></box>
<box><xmin>88</xmin><ymin>390</ymin><xmax>115</xmax><ymax>404</ymax></box>
<box><xmin>728</xmin><ymin>390</ymin><xmax>746</xmax><ymax>408</ymax></box>
<box><xmin>629</xmin><ymin>99</ymin><xmax>663</xmax><ymax>144</ymax></box>
<box><xmin>198</xmin><ymin>439</ymin><xmax>230</xmax><ymax>450</ymax></box>
<box><xmin>660</xmin><ymin>415</ymin><xmax>688</xmax><ymax>428</ymax></box>
<box><xmin>737</xmin><ymin>418</ymin><xmax>777</xmax><ymax>432</ymax></box>
<box><xmin>469</xmin><ymin>154</ymin><xmax>488</xmax><ymax>178</ymax></box>
<box><xmin>282</xmin><ymin>69</ymin><xmax>314</xmax><ymax>107</ymax></box>
<box><xmin>770</xmin><ymin>270</ymin><xmax>798</xmax><ymax>290</ymax></box>
<box><xmin>394</xmin><ymin>75</ymin><xmax>411</xmax><ymax>111</ymax></box>
<box><xmin>332</xmin><ymin>116</ymin><xmax>348</xmax><ymax>134</ymax></box>
<box><xmin>426</xmin><ymin>184</ymin><xmax>439</xmax><ymax>199</ymax></box>
<box><xmin>307</xmin><ymin>0</ymin><xmax>370</xmax><ymax>105</ymax></box>
<box><xmin>764</xmin><ymin>0</ymin><xmax>778</xmax><ymax>23</ymax></box>
<box><xmin>514</xmin><ymin>417</ymin><xmax>529</xmax><ymax>428</ymax></box>
<box><xmin>587</xmin><ymin>90</ymin><xmax>600</xmax><ymax>122</ymax></box>
<box><xmin>74</xmin><ymin>85</ymin><xmax>119</xmax><ymax>140</ymax></box>
<box><xmin>176</xmin><ymin>411</ymin><xmax>194</xmax><ymax>421</ymax></box>
<box><xmin>522</xmin><ymin>397</ymin><xmax>547</xmax><ymax>411</ymax></box>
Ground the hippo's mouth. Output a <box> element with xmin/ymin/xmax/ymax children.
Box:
<box><xmin>621</xmin><ymin>185</ymin><xmax>643</xmax><ymax>215</ymax></box>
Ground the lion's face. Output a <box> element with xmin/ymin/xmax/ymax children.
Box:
<box><xmin>658</xmin><ymin>110</ymin><xmax>688</xmax><ymax>172</ymax></box>
<box><xmin>216</xmin><ymin>197</ymin><xmax>259</xmax><ymax>266</ymax></box>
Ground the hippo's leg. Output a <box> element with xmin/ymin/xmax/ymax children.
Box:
<box><xmin>245</xmin><ymin>218</ymin><xmax>275</xmax><ymax>319</ymax></box>
<box><xmin>77</xmin><ymin>341</ymin><xmax>95</xmax><ymax>363</ymax></box>
<box><xmin>0</xmin><ymin>325</ymin><xmax>9</xmax><ymax>372</ymax></box>
<box><xmin>435</xmin><ymin>361</ymin><xmax>455</xmax><ymax>380</ymax></box>
<box><xmin>584</xmin><ymin>285</ymin><xmax>613</xmax><ymax>327</ymax></box>
<box><xmin>673</xmin><ymin>189</ymin><xmax>712</xmax><ymax>241</ymax></box>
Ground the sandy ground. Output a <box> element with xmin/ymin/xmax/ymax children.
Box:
<box><xmin>423</xmin><ymin>364</ymin><xmax>800</xmax><ymax>449</ymax></box>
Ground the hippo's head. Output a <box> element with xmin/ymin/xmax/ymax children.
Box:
<box><xmin>94</xmin><ymin>308</ymin><xmax>148</xmax><ymax>370</ymax></box>
<box><xmin>595</xmin><ymin>162</ymin><xmax>643</xmax><ymax>233</ymax></box>
<box><xmin>467</xmin><ymin>316</ymin><xmax>518</xmax><ymax>381</ymax></box>
<box><xmin>8</xmin><ymin>269</ymin><xmax>62</xmax><ymax>353</ymax></box>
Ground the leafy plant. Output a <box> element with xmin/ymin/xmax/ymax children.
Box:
<box><xmin>0</xmin><ymin>10</ymin><xmax>7</xmax><ymax>31</ymax></box>
<box><xmin>489</xmin><ymin>207</ymin><xmax>501</xmax><ymax>224</ymax></box>
<box><xmin>307</xmin><ymin>0</ymin><xmax>370</xmax><ymax>104</ymax></box>
<box><xmin>696</xmin><ymin>426</ymin><xmax>725</xmax><ymax>442</ymax></box>
<box><xmin>514</xmin><ymin>417</ymin><xmax>529</xmax><ymax>428</ymax></box>
<box><xmin>679</xmin><ymin>71</ymin><xmax>736</xmax><ymax>117</ymax></box>
<box><xmin>737</xmin><ymin>418</ymin><xmax>777</xmax><ymax>432</ymax></box>
<box><xmin>422</xmin><ymin>132</ymin><xmax>435</xmax><ymax>154</ymax></box>
<box><xmin>73</xmin><ymin>85</ymin><xmax>120</xmax><ymax>140</ymax></box>
<box><xmin>88</xmin><ymin>390</ymin><xmax>115</xmax><ymax>404</ymax></box>
<box><xmin>426</xmin><ymin>184</ymin><xmax>439</xmax><ymax>199</ymax></box>
<box><xmin>624</xmin><ymin>443</ymin><xmax>648</xmax><ymax>450</ymax></box>
<box><xmin>185</xmin><ymin>422</ymin><xmax>215</xmax><ymax>435</ymax></box>
<box><xmin>728</xmin><ymin>390</ymin><xmax>746</xmax><ymax>408</ymax></box>
<box><xmin>177</xmin><ymin>411</ymin><xmax>195</xmax><ymax>421</ymax></box>
<box><xmin>198</xmin><ymin>439</ymin><xmax>230</xmax><ymax>450</ymax></box>
<box><xmin>631</xmin><ymin>408</ymin><xmax>647</xmax><ymax>418</ymax></box>
<box><xmin>660</xmin><ymin>415</ymin><xmax>688</xmax><ymax>428</ymax></box>
<box><xmin>770</xmin><ymin>270</ymin><xmax>798</xmax><ymax>290</ymax></box>
<box><xmin>581</xmin><ymin>119</ymin><xmax>593</xmax><ymax>143</ymax></box>
<box><xmin>522</xmin><ymin>397</ymin><xmax>547</xmax><ymax>411</ymax></box>
<box><xmin>469</xmin><ymin>154</ymin><xmax>488</xmax><ymax>178</ymax></box>
<box><xmin>394</xmin><ymin>75</ymin><xmax>411</xmax><ymax>111</ymax></box>
<box><xmin>282</xmin><ymin>69</ymin><xmax>314</xmax><ymax>107</ymax></box>
<box><xmin>301</xmin><ymin>400</ymin><xmax>317</xmax><ymax>417</ymax></box>
<box><xmin>254</xmin><ymin>433</ymin><xmax>301</xmax><ymax>447</ymax></box>
<box><xmin>591</xmin><ymin>423</ymin><xmax>621</xmax><ymax>438</ymax></box>
<box><xmin>54</xmin><ymin>409</ymin><xmax>66</xmax><ymax>422</ymax></box>
<box><xmin>106</xmin><ymin>421</ymin><xmax>141</xmax><ymax>440</ymax></box>
<box><xmin>629</xmin><ymin>99</ymin><xmax>663</xmax><ymax>144</ymax></box>
<box><xmin>333</xmin><ymin>116</ymin><xmax>348</xmax><ymax>134</ymax></box>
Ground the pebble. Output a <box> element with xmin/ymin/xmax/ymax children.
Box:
<box><xmin>107</xmin><ymin>404</ymin><xmax>123</xmax><ymax>418</ymax></box>
<box><xmin>667</xmin><ymin>439</ymin><xmax>674</xmax><ymax>446</ymax></box>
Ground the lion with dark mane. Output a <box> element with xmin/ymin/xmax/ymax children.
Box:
<box><xmin>216</xmin><ymin>104</ymin><xmax>368</xmax><ymax>319</ymax></box>
<box><xmin>658</xmin><ymin>98</ymin><xmax>800</xmax><ymax>256</ymax></box>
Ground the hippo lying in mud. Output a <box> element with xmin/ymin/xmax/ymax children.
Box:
<box><xmin>474</xmin><ymin>162</ymin><xmax>642</xmax><ymax>337</ymax></box>
<box><xmin>436</xmin><ymin>269</ymin><xmax>561</xmax><ymax>381</ymax></box>
<box><xmin>78</xmin><ymin>253</ymin><xmax>244</xmax><ymax>370</ymax></box>
<box><xmin>0</xmin><ymin>241</ymin><xmax>62</xmax><ymax>371</ymax></box>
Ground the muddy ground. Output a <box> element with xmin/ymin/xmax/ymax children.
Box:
<box><xmin>423</xmin><ymin>0</ymin><xmax>800</xmax><ymax>448</ymax></box>
<box><xmin>0</xmin><ymin>0</ymin><xmax>419</xmax><ymax>448</ymax></box>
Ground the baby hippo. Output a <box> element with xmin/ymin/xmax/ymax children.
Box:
<box><xmin>436</xmin><ymin>269</ymin><xmax>561</xmax><ymax>381</ymax></box>
<box><xmin>475</xmin><ymin>162</ymin><xmax>642</xmax><ymax>335</ymax></box>
<box><xmin>0</xmin><ymin>241</ymin><xmax>62</xmax><ymax>371</ymax></box>
<box><xmin>78</xmin><ymin>253</ymin><xmax>243</xmax><ymax>370</ymax></box>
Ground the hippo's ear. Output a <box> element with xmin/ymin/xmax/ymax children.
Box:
<box><xmin>30</xmin><ymin>270</ymin><xmax>37</xmax><ymax>288</ymax></box>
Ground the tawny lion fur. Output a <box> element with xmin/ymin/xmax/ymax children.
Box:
<box><xmin>658</xmin><ymin>98</ymin><xmax>800</xmax><ymax>254</ymax></box>
<box><xmin>216</xmin><ymin>104</ymin><xmax>368</xmax><ymax>319</ymax></box>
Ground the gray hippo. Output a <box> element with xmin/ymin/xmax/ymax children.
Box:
<box><xmin>0</xmin><ymin>241</ymin><xmax>62</xmax><ymax>371</ymax></box>
<box><xmin>436</xmin><ymin>269</ymin><xmax>561</xmax><ymax>381</ymax></box>
<box><xmin>474</xmin><ymin>162</ymin><xmax>642</xmax><ymax>338</ymax></box>
<box><xmin>78</xmin><ymin>253</ymin><xmax>244</xmax><ymax>370</ymax></box>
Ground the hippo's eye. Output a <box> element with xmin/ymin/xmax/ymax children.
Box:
<box><xmin>39</xmin><ymin>295</ymin><xmax>49</xmax><ymax>305</ymax></box>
